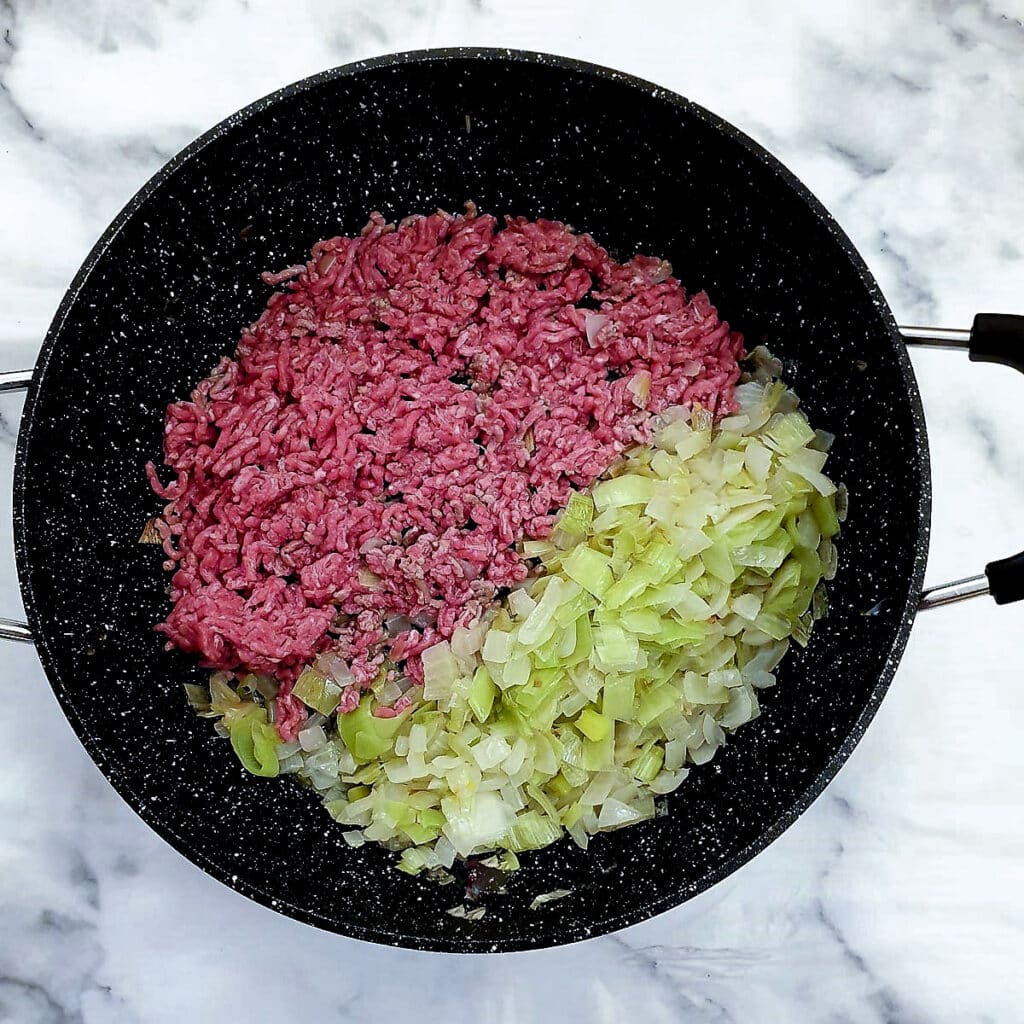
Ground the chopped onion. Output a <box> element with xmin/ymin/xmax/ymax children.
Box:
<box><xmin>385</xmin><ymin>615</ymin><xmax>414</xmax><ymax>636</ymax></box>
<box><xmin>446</xmin><ymin>904</ymin><xmax>487</xmax><ymax>920</ymax></box>
<box><xmin>583</xmin><ymin>311</ymin><xmax>610</xmax><ymax>346</ymax></box>
<box><xmin>315</xmin><ymin>651</ymin><xmax>354</xmax><ymax>686</ymax></box>
<box><xmin>530</xmin><ymin>888</ymin><xmax>574</xmax><ymax>909</ymax></box>
<box><xmin>357</xmin><ymin>568</ymin><xmax>382</xmax><ymax>590</ymax></box>
<box><xmin>434</xmin><ymin>836</ymin><xmax>456</xmax><ymax>869</ymax></box>
<box><xmin>836</xmin><ymin>483</ymin><xmax>849</xmax><ymax>522</ymax></box>
<box><xmin>299</xmin><ymin>724</ymin><xmax>328</xmax><ymax>751</ymax></box>
<box><xmin>411</xmin><ymin>609</ymin><xmax>438</xmax><ymax>630</ymax></box>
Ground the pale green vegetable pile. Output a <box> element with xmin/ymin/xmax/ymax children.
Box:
<box><xmin>189</xmin><ymin>379</ymin><xmax>842</xmax><ymax>875</ymax></box>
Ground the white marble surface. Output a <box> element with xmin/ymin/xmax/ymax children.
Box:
<box><xmin>2</xmin><ymin>0</ymin><xmax>1024</xmax><ymax>1020</ymax></box>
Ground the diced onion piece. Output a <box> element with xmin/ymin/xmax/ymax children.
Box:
<box><xmin>530</xmin><ymin>888</ymin><xmax>575</xmax><ymax>909</ymax></box>
<box><xmin>421</xmin><ymin>641</ymin><xmax>461</xmax><ymax>702</ymax></box>
<box><xmin>298</xmin><ymin>723</ymin><xmax>328</xmax><ymax>751</ymax></box>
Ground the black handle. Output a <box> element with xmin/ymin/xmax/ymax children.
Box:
<box><xmin>969</xmin><ymin>314</ymin><xmax>1024</xmax><ymax>604</ymax></box>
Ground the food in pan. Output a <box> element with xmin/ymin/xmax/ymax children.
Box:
<box><xmin>146</xmin><ymin>207</ymin><xmax>841</xmax><ymax>873</ymax></box>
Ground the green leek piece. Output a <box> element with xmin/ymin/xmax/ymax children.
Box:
<box><xmin>576</xmin><ymin>708</ymin><xmax>612</xmax><ymax>742</ymax></box>
<box><xmin>639</xmin><ymin>539</ymin><xmax>679</xmax><ymax>580</ymax></box>
<box><xmin>812</xmin><ymin>583</ymin><xmax>829</xmax><ymax>621</ymax></box>
<box><xmin>402</xmin><ymin>821</ymin><xmax>440</xmax><ymax>845</ymax></box>
<box><xmin>419</xmin><ymin>808</ymin><xmax>445</xmax><ymax>830</ymax></box>
<box><xmin>209</xmin><ymin>674</ymin><xmax>244</xmax><ymax>717</ymax></box>
<box><xmin>468</xmin><ymin>665</ymin><xmax>496</xmax><ymax>723</ymax></box>
<box><xmin>648</xmin><ymin>619</ymin><xmax>706</xmax><ymax>647</ymax></box>
<box><xmin>562</xmin><ymin>614</ymin><xmax>593</xmax><ymax>667</ymax></box>
<box><xmin>563</xmin><ymin>545</ymin><xmax>614</xmax><ymax>598</ymax></box>
<box><xmin>603</xmin><ymin>565</ymin><xmax>657</xmax><ymax>609</ymax></box>
<box><xmin>496</xmin><ymin>850</ymin><xmax>521</xmax><ymax>872</ymax></box>
<box><xmin>701</xmin><ymin>541</ymin><xmax>738</xmax><ymax>583</ymax></box>
<box><xmin>683</xmin><ymin>673</ymin><xmax>729</xmax><ymax>705</ymax></box>
<box><xmin>380</xmin><ymin>799</ymin><xmax>414</xmax><ymax>828</ymax></box>
<box><xmin>631</xmin><ymin>743</ymin><xmax>665</xmax><ymax>782</ymax></box>
<box><xmin>557</xmin><ymin>725</ymin><xmax>584</xmax><ymax>766</ymax></box>
<box><xmin>527</xmin><ymin>781</ymin><xmax>561</xmax><ymax>820</ymax></box>
<box><xmin>602</xmin><ymin>674</ymin><xmax>635</xmax><ymax>720</ymax></box>
<box><xmin>582</xmin><ymin>731</ymin><xmax>615</xmax><ymax>771</ymax></box>
<box><xmin>482</xmin><ymin>629</ymin><xmax>514</xmax><ymax>663</ymax></box>
<box><xmin>637</xmin><ymin>684</ymin><xmax>677</xmax><ymax>726</ymax></box>
<box><xmin>763</xmin><ymin>412</ymin><xmax>816</xmax><ymax>455</ymax></box>
<box><xmin>184</xmin><ymin>683</ymin><xmax>212</xmax><ymax>715</ymax></box>
<box><xmin>397</xmin><ymin>847</ymin><xmax>434</xmax><ymax>875</ymax></box>
<box><xmin>530</xmin><ymin>636</ymin><xmax>562</xmax><ymax>671</ymax></box>
<box><xmin>506</xmin><ymin>810</ymin><xmax>563</xmax><ymax>852</ymax></box>
<box><xmin>348</xmin><ymin>761</ymin><xmax>383</xmax><ymax>785</ymax></box>
<box><xmin>812</xmin><ymin>492</ymin><xmax>840</xmax><ymax>539</ymax></box>
<box><xmin>339</xmin><ymin>696</ymin><xmax>409</xmax><ymax>764</ymax></box>
<box><xmin>764</xmin><ymin>558</ymin><xmax>802</xmax><ymax>608</ymax></box>
<box><xmin>421</xmin><ymin>641</ymin><xmax>462</xmax><ymax>700</ymax></box>
<box><xmin>324</xmin><ymin>799</ymin><xmax>348</xmax><ymax>822</ymax></box>
<box><xmin>619</xmin><ymin>608</ymin><xmax>663</xmax><ymax>636</ymax></box>
<box><xmin>592</xmin><ymin>474</ymin><xmax>657</xmax><ymax>511</ymax></box>
<box><xmin>518</xmin><ymin>579</ymin><xmax>566</xmax><ymax>647</ymax></box>
<box><xmin>553</xmin><ymin>491</ymin><xmax>595</xmax><ymax>548</ymax></box>
<box><xmin>552</xmin><ymin>588</ymin><xmax>598</xmax><ymax>626</ymax></box>
<box><xmin>592</xmin><ymin>625</ymin><xmax>640</xmax><ymax>669</ymax></box>
<box><xmin>228</xmin><ymin>706</ymin><xmax>280</xmax><ymax>777</ymax></box>
<box><xmin>522</xmin><ymin>538</ymin><xmax>555</xmax><ymax>559</ymax></box>
<box><xmin>754</xmin><ymin>611</ymin><xmax>793</xmax><ymax>641</ymax></box>
<box><xmin>733</xmin><ymin>532</ymin><xmax>793</xmax><ymax>572</ymax></box>
<box><xmin>293</xmin><ymin>667</ymin><xmax>344</xmax><ymax>715</ymax></box>
<box><xmin>547</xmin><ymin>774</ymin><xmax>574</xmax><ymax>799</ymax></box>
<box><xmin>561</xmin><ymin>802</ymin><xmax>583</xmax><ymax>828</ymax></box>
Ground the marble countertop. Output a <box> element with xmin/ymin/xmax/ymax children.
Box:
<box><xmin>2</xmin><ymin>1</ymin><xmax>1024</xmax><ymax>1020</ymax></box>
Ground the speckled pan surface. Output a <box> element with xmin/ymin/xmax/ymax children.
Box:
<box><xmin>13</xmin><ymin>49</ymin><xmax>929</xmax><ymax>953</ymax></box>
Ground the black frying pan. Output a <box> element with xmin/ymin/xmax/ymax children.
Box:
<box><xmin>4</xmin><ymin>49</ymin><xmax>1024</xmax><ymax>953</ymax></box>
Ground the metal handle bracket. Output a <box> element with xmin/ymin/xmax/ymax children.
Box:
<box><xmin>903</xmin><ymin>315</ymin><xmax>1024</xmax><ymax>610</ymax></box>
<box><xmin>0</xmin><ymin>369</ymin><xmax>34</xmax><ymax>393</ymax></box>
<box><xmin>0</xmin><ymin>370</ymin><xmax>34</xmax><ymax>642</ymax></box>
<box><xmin>0</xmin><ymin>617</ymin><xmax>33</xmax><ymax>643</ymax></box>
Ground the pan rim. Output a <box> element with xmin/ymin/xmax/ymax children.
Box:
<box><xmin>12</xmin><ymin>46</ymin><xmax>931</xmax><ymax>953</ymax></box>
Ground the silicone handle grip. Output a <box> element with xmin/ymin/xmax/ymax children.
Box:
<box><xmin>970</xmin><ymin>314</ymin><xmax>1024</xmax><ymax>374</ymax></box>
<box><xmin>969</xmin><ymin>314</ymin><xmax>1024</xmax><ymax>604</ymax></box>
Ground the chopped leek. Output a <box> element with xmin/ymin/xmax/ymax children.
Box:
<box><xmin>563</xmin><ymin>545</ymin><xmax>614</xmax><ymax>598</ymax></box>
<box><xmin>228</xmin><ymin>706</ymin><xmax>280</xmax><ymax>778</ymax></box>
<box><xmin>576</xmin><ymin>708</ymin><xmax>612</xmax><ymax>742</ymax></box>
<box><xmin>293</xmin><ymin>667</ymin><xmax>344</xmax><ymax>715</ymax></box>
<box><xmin>468</xmin><ymin>665</ymin><xmax>496</xmax><ymax>723</ymax></box>
<box><xmin>194</xmin><ymin>377</ymin><xmax>839</xmax><ymax>876</ymax></box>
<box><xmin>339</xmin><ymin>696</ymin><xmax>409</xmax><ymax>764</ymax></box>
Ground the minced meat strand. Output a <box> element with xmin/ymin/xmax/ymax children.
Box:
<box><xmin>148</xmin><ymin>207</ymin><xmax>743</xmax><ymax>695</ymax></box>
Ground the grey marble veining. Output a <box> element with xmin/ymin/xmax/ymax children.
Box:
<box><xmin>1</xmin><ymin>0</ymin><xmax>1023</xmax><ymax>1021</ymax></box>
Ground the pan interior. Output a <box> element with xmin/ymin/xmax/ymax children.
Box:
<box><xmin>15</xmin><ymin>51</ymin><xmax>927</xmax><ymax>952</ymax></box>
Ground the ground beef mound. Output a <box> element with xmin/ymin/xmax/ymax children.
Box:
<box><xmin>149</xmin><ymin>207</ymin><xmax>743</xmax><ymax>696</ymax></box>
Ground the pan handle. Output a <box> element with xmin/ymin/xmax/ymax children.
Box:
<box><xmin>903</xmin><ymin>314</ymin><xmax>1024</xmax><ymax>610</ymax></box>
<box><xmin>0</xmin><ymin>370</ymin><xmax>34</xmax><ymax>643</ymax></box>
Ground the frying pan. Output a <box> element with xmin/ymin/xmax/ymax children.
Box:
<box><xmin>3</xmin><ymin>49</ymin><xmax>1023</xmax><ymax>953</ymax></box>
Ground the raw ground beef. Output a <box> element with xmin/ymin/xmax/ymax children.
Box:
<box><xmin>148</xmin><ymin>206</ymin><xmax>743</xmax><ymax>710</ymax></box>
